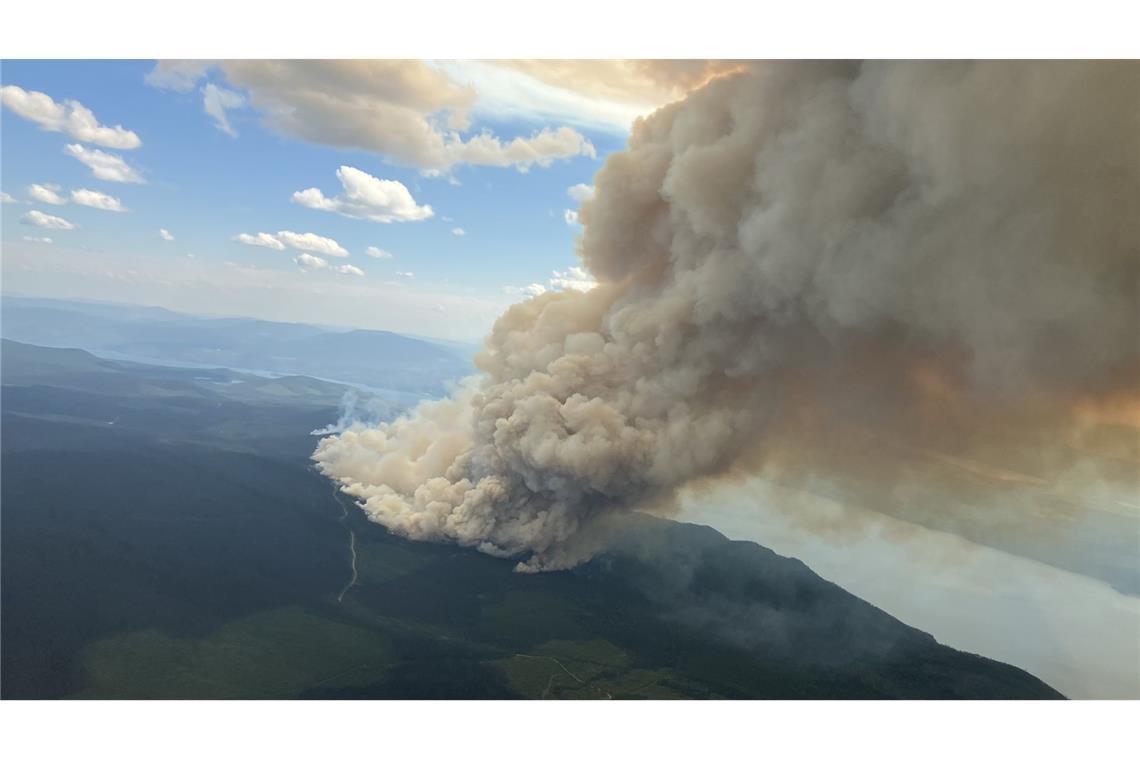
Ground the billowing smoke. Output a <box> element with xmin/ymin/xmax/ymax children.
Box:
<box><xmin>313</xmin><ymin>61</ymin><xmax>1139</xmax><ymax>572</ymax></box>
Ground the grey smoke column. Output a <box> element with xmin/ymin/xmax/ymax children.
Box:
<box><xmin>313</xmin><ymin>61</ymin><xmax>1139</xmax><ymax>571</ymax></box>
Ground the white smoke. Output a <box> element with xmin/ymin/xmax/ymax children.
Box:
<box><xmin>314</xmin><ymin>61</ymin><xmax>1139</xmax><ymax>572</ymax></box>
<box><xmin>310</xmin><ymin>389</ymin><xmax>398</xmax><ymax>436</ymax></box>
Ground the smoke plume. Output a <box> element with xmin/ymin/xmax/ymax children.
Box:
<box><xmin>313</xmin><ymin>61</ymin><xmax>1139</xmax><ymax>572</ymax></box>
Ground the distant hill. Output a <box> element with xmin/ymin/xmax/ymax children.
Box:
<box><xmin>1</xmin><ymin>342</ymin><xmax>1062</xmax><ymax>699</ymax></box>
<box><xmin>0</xmin><ymin>296</ymin><xmax>474</xmax><ymax>395</ymax></box>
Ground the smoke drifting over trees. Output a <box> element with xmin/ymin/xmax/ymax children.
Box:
<box><xmin>314</xmin><ymin>62</ymin><xmax>1139</xmax><ymax>572</ymax></box>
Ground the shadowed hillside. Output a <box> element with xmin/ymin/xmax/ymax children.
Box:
<box><xmin>1</xmin><ymin>341</ymin><xmax>1062</xmax><ymax>699</ymax></box>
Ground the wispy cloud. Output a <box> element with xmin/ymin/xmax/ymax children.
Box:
<box><xmin>27</xmin><ymin>183</ymin><xmax>66</xmax><ymax>205</ymax></box>
<box><xmin>233</xmin><ymin>232</ymin><xmax>285</xmax><ymax>250</ymax></box>
<box><xmin>234</xmin><ymin>230</ymin><xmax>349</xmax><ymax>257</ymax></box>
<box><xmin>71</xmin><ymin>188</ymin><xmax>127</xmax><ymax>212</ymax></box>
<box><xmin>21</xmin><ymin>209</ymin><xmax>75</xmax><ymax>230</ymax></box>
<box><xmin>294</xmin><ymin>252</ymin><xmax>329</xmax><ymax>270</ymax></box>
<box><xmin>202</xmin><ymin>83</ymin><xmax>245</xmax><ymax>137</ymax></box>
<box><xmin>65</xmin><ymin>144</ymin><xmax>144</xmax><ymax>183</ymax></box>
<box><xmin>1</xmin><ymin>85</ymin><xmax>141</xmax><ymax>149</ymax></box>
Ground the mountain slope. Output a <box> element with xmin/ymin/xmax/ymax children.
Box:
<box><xmin>0</xmin><ymin>341</ymin><xmax>1062</xmax><ymax>699</ymax></box>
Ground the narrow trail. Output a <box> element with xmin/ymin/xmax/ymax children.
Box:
<box><xmin>337</xmin><ymin>529</ymin><xmax>358</xmax><ymax>602</ymax></box>
<box><xmin>324</xmin><ymin>474</ymin><xmax>359</xmax><ymax>603</ymax></box>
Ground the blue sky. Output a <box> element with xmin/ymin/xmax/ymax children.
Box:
<box><xmin>1</xmin><ymin>60</ymin><xmax>649</xmax><ymax>340</ymax></box>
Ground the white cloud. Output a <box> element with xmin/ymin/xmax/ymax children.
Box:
<box><xmin>202</xmin><ymin>83</ymin><xmax>245</xmax><ymax>137</ymax></box>
<box><xmin>335</xmin><ymin>263</ymin><xmax>365</xmax><ymax>277</ymax></box>
<box><xmin>451</xmin><ymin>227</ymin><xmax>466</xmax><ymax>236</ymax></box>
<box><xmin>21</xmin><ymin>209</ymin><xmax>75</xmax><ymax>230</ymax></box>
<box><xmin>504</xmin><ymin>283</ymin><xmax>548</xmax><ymax>297</ymax></box>
<box><xmin>145</xmin><ymin>61</ymin><xmax>215</xmax><ymax>92</ymax></box>
<box><xmin>396</xmin><ymin>271</ymin><xmax>414</xmax><ymax>278</ymax></box>
<box><xmin>448</xmin><ymin>126</ymin><xmax>595</xmax><ymax>172</ymax></box>
<box><xmin>294</xmin><ymin>253</ymin><xmax>329</xmax><ymax>270</ymax></box>
<box><xmin>507</xmin><ymin>265</ymin><xmax>596</xmax><ymax>299</ymax></box>
<box><xmin>275</xmin><ymin>230</ymin><xmax>349</xmax><ymax>258</ymax></box>
<box><xmin>65</xmin><ymin>144</ymin><xmax>144</xmax><ymax>183</ymax></box>
<box><xmin>233</xmin><ymin>232</ymin><xmax>286</xmax><ymax>250</ymax></box>
<box><xmin>1</xmin><ymin>85</ymin><xmax>142</xmax><ymax>149</ymax></box>
<box><xmin>292</xmin><ymin>166</ymin><xmax>433</xmax><ymax>223</ymax></box>
<box><xmin>28</xmin><ymin>183</ymin><xmax>66</xmax><ymax>205</ymax></box>
<box><xmin>550</xmin><ymin>266</ymin><xmax>597</xmax><ymax>292</ymax></box>
<box><xmin>22</xmin><ymin>236</ymin><xmax>53</xmax><ymax>244</ymax></box>
<box><xmin>366</xmin><ymin>246</ymin><xmax>393</xmax><ymax>259</ymax></box>
<box><xmin>565</xmin><ymin>183</ymin><xmax>594</xmax><ymax>225</ymax></box>
<box><xmin>159</xmin><ymin>228</ymin><xmax>175</xmax><ymax>241</ymax></box>
<box><xmin>71</xmin><ymin>188</ymin><xmax>126</xmax><ymax>212</ymax></box>
<box><xmin>1</xmin><ymin>191</ymin><xmax>18</xmax><ymax>203</ymax></box>
<box><xmin>233</xmin><ymin>230</ymin><xmax>348</xmax><ymax>257</ymax></box>
<box><xmin>567</xmin><ymin>183</ymin><xmax>595</xmax><ymax>202</ymax></box>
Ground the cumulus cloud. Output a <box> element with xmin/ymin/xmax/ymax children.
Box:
<box><xmin>314</xmin><ymin>62</ymin><xmax>1140</xmax><ymax>574</ymax></box>
<box><xmin>504</xmin><ymin>282</ymin><xmax>549</xmax><ymax>297</ymax></box>
<box><xmin>275</xmin><ymin>230</ymin><xmax>349</xmax><ymax>257</ymax></box>
<box><xmin>508</xmin><ymin>265</ymin><xmax>596</xmax><ymax>299</ymax></box>
<box><xmin>567</xmin><ymin>183</ymin><xmax>595</xmax><ymax>203</ymax></box>
<box><xmin>336</xmin><ymin>263</ymin><xmax>365</xmax><ymax>277</ymax></box>
<box><xmin>146</xmin><ymin>60</ymin><xmax>595</xmax><ymax>172</ymax></box>
<box><xmin>71</xmin><ymin>188</ymin><xmax>126</xmax><ymax>212</ymax></box>
<box><xmin>366</xmin><ymin>246</ymin><xmax>393</xmax><ymax>259</ymax></box>
<box><xmin>292</xmin><ymin>166</ymin><xmax>433</xmax><ymax>223</ymax></box>
<box><xmin>27</xmin><ymin>183</ymin><xmax>65</xmax><ymax>205</ymax></box>
<box><xmin>451</xmin><ymin>227</ymin><xmax>465</xmax><ymax>236</ymax></box>
<box><xmin>233</xmin><ymin>230</ymin><xmax>348</xmax><ymax>257</ymax></box>
<box><xmin>294</xmin><ymin>253</ymin><xmax>329</xmax><ymax>270</ymax></box>
<box><xmin>159</xmin><ymin>228</ymin><xmax>174</xmax><ymax>241</ymax></box>
<box><xmin>564</xmin><ymin>183</ymin><xmax>594</xmax><ymax>225</ymax></box>
<box><xmin>449</xmin><ymin>126</ymin><xmax>595</xmax><ymax>171</ymax></box>
<box><xmin>21</xmin><ymin>209</ymin><xmax>75</xmax><ymax>229</ymax></box>
<box><xmin>65</xmin><ymin>143</ymin><xmax>144</xmax><ymax>183</ymax></box>
<box><xmin>1</xmin><ymin>85</ymin><xmax>141</xmax><ymax>149</ymax></box>
<box><xmin>233</xmin><ymin>232</ymin><xmax>286</xmax><ymax>250</ymax></box>
<box><xmin>548</xmin><ymin>266</ymin><xmax>596</xmax><ymax>292</ymax></box>
<box><xmin>202</xmin><ymin>83</ymin><xmax>245</xmax><ymax>137</ymax></box>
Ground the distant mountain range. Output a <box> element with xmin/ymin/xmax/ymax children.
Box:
<box><xmin>0</xmin><ymin>295</ymin><xmax>475</xmax><ymax>396</ymax></box>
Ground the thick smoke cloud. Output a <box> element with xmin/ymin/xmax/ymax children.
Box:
<box><xmin>314</xmin><ymin>62</ymin><xmax>1138</xmax><ymax>572</ymax></box>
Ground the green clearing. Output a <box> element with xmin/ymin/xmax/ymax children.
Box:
<box><xmin>74</xmin><ymin>606</ymin><xmax>393</xmax><ymax>699</ymax></box>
